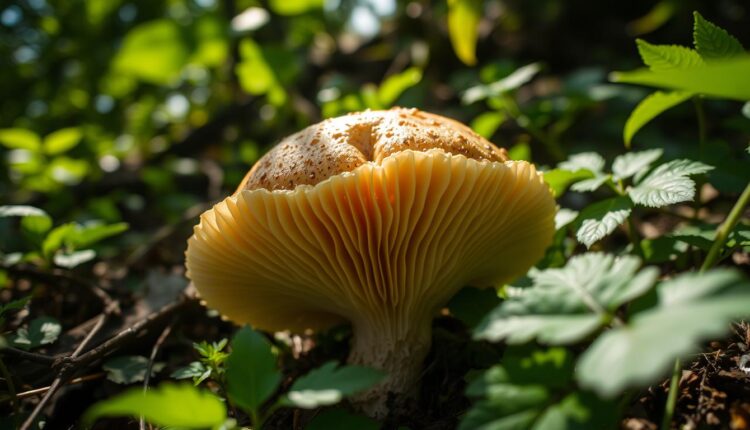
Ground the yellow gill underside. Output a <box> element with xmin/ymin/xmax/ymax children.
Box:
<box><xmin>186</xmin><ymin>149</ymin><xmax>556</xmax><ymax>332</ymax></box>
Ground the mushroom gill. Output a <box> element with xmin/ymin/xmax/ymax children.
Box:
<box><xmin>185</xmin><ymin>108</ymin><xmax>556</xmax><ymax>418</ymax></box>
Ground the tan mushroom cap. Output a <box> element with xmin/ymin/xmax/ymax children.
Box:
<box><xmin>185</xmin><ymin>108</ymin><xmax>556</xmax><ymax>417</ymax></box>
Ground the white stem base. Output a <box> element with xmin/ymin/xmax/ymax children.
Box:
<box><xmin>347</xmin><ymin>317</ymin><xmax>432</xmax><ymax>419</ymax></box>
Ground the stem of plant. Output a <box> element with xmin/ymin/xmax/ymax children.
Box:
<box><xmin>0</xmin><ymin>357</ymin><xmax>18</xmax><ymax>415</ymax></box>
<box><xmin>661</xmin><ymin>180</ymin><xmax>750</xmax><ymax>430</ymax></box>
<box><xmin>701</xmin><ymin>181</ymin><xmax>750</xmax><ymax>272</ymax></box>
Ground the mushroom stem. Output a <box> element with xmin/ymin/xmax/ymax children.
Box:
<box><xmin>347</xmin><ymin>315</ymin><xmax>433</xmax><ymax>419</ymax></box>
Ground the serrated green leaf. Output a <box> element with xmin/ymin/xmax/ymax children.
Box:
<box><xmin>636</xmin><ymin>39</ymin><xmax>703</xmax><ymax>70</ymax></box>
<box><xmin>557</xmin><ymin>152</ymin><xmax>605</xmax><ymax>174</ymax></box>
<box><xmin>284</xmin><ymin>361</ymin><xmax>384</xmax><ymax>409</ymax></box>
<box><xmin>611</xmin><ymin>57</ymin><xmax>750</xmax><ymax>101</ymax></box>
<box><xmin>83</xmin><ymin>383</ymin><xmax>226</xmax><ymax>428</ymax></box>
<box><xmin>171</xmin><ymin>361</ymin><xmax>209</xmax><ymax>382</ymax></box>
<box><xmin>542</xmin><ymin>169</ymin><xmax>595</xmax><ymax>197</ymax></box>
<box><xmin>612</xmin><ymin>149</ymin><xmax>663</xmax><ymax>180</ymax></box>
<box><xmin>577</xmin><ymin>269</ymin><xmax>750</xmax><ymax>397</ymax></box>
<box><xmin>377</xmin><ymin>67</ymin><xmax>422</xmax><ymax>107</ymax></box>
<box><xmin>225</xmin><ymin>326</ymin><xmax>281</xmax><ymax>416</ymax></box>
<box><xmin>0</xmin><ymin>128</ymin><xmax>41</xmax><ymax>151</ymax></box>
<box><xmin>461</xmin><ymin>348</ymin><xmax>616</xmax><ymax>430</ymax></box>
<box><xmin>623</xmin><ymin>91</ymin><xmax>692</xmax><ymax>147</ymax></box>
<box><xmin>628</xmin><ymin>159</ymin><xmax>714</xmax><ymax>207</ymax></box>
<box><xmin>103</xmin><ymin>355</ymin><xmax>165</xmax><ymax>384</ymax></box>
<box><xmin>475</xmin><ymin>253</ymin><xmax>658</xmax><ymax>344</ymax></box>
<box><xmin>43</xmin><ymin>127</ymin><xmax>82</xmax><ymax>155</ymax></box>
<box><xmin>11</xmin><ymin>316</ymin><xmax>62</xmax><ymax>350</ymax></box>
<box><xmin>693</xmin><ymin>12</ymin><xmax>745</xmax><ymax>60</ymax></box>
<box><xmin>463</xmin><ymin>63</ymin><xmax>542</xmax><ymax>104</ymax></box>
<box><xmin>575</xmin><ymin>197</ymin><xmax>633</xmax><ymax>248</ymax></box>
<box><xmin>447</xmin><ymin>0</ymin><xmax>482</xmax><ymax>66</ymax></box>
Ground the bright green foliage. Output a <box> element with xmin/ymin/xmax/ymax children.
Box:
<box><xmin>269</xmin><ymin>0</ymin><xmax>324</xmax><ymax>15</ymax></box>
<box><xmin>620</xmin><ymin>12</ymin><xmax>747</xmax><ymax>146</ymax></box>
<box><xmin>113</xmin><ymin>20</ymin><xmax>189</xmax><ymax>85</ymax></box>
<box><xmin>0</xmin><ymin>129</ymin><xmax>41</xmax><ymax>151</ymax></box>
<box><xmin>378</xmin><ymin>68</ymin><xmax>424</xmax><ymax>107</ymax></box>
<box><xmin>83</xmin><ymin>383</ymin><xmax>227</xmax><ymax>429</ymax></box>
<box><xmin>225</xmin><ymin>327</ymin><xmax>282</xmax><ymax>418</ymax></box>
<box><xmin>623</xmin><ymin>91</ymin><xmax>692</xmax><ymax>148</ymax></box>
<box><xmin>11</xmin><ymin>316</ymin><xmax>61</xmax><ymax>350</ymax></box>
<box><xmin>103</xmin><ymin>355</ymin><xmax>165</xmax><ymax>385</ymax></box>
<box><xmin>578</xmin><ymin>269</ymin><xmax>750</xmax><ymax>396</ymax></box>
<box><xmin>635</xmin><ymin>40</ymin><xmax>703</xmax><ymax>70</ymax></box>
<box><xmin>471</xmin><ymin>112</ymin><xmax>506</xmax><ymax>138</ymax></box>
<box><xmin>575</xmin><ymin>197</ymin><xmax>633</xmax><ymax>248</ymax></box>
<box><xmin>461</xmin><ymin>348</ymin><xmax>617</xmax><ymax>430</ymax></box>
<box><xmin>542</xmin><ymin>169</ymin><xmax>595</xmax><ymax>197</ymax></box>
<box><xmin>693</xmin><ymin>12</ymin><xmax>745</xmax><ymax>60</ymax></box>
<box><xmin>283</xmin><ymin>361</ymin><xmax>384</xmax><ymax>408</ymax></box>
<box><xmin>172</xmin><ymin>339</ymin><xmax>229</xmax><ymax>385</ymax></box>
<box><xmin>612</xmin><ymin>57</ymin><xmax>750</xmax><ymax>101</ymax></box>
<box><xmin>447</xmin><ymin>0</ymin><xmax>482</xmax><ymax>66</ymax></box>
<box><xmin>475</xmin><ymin>253</ymin><xmax>658</xmax><ymax>344</ymax></box>
<box><xmin>43</xmin><ymin>128</ymin><xmax>82</xmax><ymax>155</ymax></box>
<box><xmin>628</xmin><ymin>159</ymin><xmax>714</xmax><ymax>207</ymax></box>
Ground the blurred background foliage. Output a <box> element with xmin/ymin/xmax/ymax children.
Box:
<box><xmin>1</xmin><ymin>0</ymin><xmax>749</xmax><ymax>255</ymax></box>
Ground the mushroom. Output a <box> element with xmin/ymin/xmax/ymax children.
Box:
<box><xmin>185</xmin><ymin>108</ymin><xmax>556</xmax><ymax>417</ymax></box>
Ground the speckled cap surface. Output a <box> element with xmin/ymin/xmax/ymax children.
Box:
<box><xmin>238</xmin><ymin>108</ymin><xmax>509</xmax><ymax>192</ymax></box>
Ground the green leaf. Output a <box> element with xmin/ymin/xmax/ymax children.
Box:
<box><xmin>0</xmin><ymin>128</ymin><xmax>41</xmax><ymax>151</ymax></box>
<box><xmin>20</xmin><ymin>214</ymin><xmax>53</xmax><ymax>237</ymax></box>
<box><xmin>448</xmin><ymin>287</ymin><xmax>502</xmax><ymax>328</ymax></box>
<box><xmin>569</xmin><ymin>175</ymin><xmax>610</xmax><ymax>193</ymax></box>
<box><xmin>171</xmin><ymin>361</ymin><xmax>211</xmax><ymax>385</ymax></box>
<box><xmin>611</xmin><ymin>57</ymin><xmax>750</xmax><ymax>101</ymax></box>
<box><xmin>578</xmin><ymin>269</ymin><xmax>750</xmax><ymax>397</ymax></box>
<box><xmin>463</xmin><ymin>63</ymin><xmax>542</xmax><ymax>104</ymax></box>
<box><xmin>461</xmin><ymin>348</ymin><xmax>617</xmax><ymax>430</ymax></box>
<box><xmin>43</xmin><ymin>127</ymin><xmax>82</xmax><ymax>155</ymax></box>
<box><xmin>225</xmin><ymin>326</ymin><xmax>282</xmax><ymax>416</ymax></box>
<box><xmin>635</xmin><ymin>39</ymin><xmax>703</xmax><ymax>70</ymax></box>
<box><xmin>628</xmin><ymin>159</ymin><xmax>714</xmax><ymax>207</ymax></box>
<box><xmin>612</xmin><ymin>149</ymin><xmax>663</xmax><ymax>180</ymax></box>
<box><xmin>542</xmin><ymin>169</ymin><xmax>595</xmax><ymax>197</ymax></box>
<box><xmin>575</xmin><ymin>197</ymin><xmax>633</xmax><ymax>248</ymax></box>
<box><xmin>474</xmin><ymin>253</ymin><xmax>658</xmax><ymax>344</ymax></box>
<box><xmin>235</xmin><ymin>39</ymin><xmax>280</xmax><ymax>98</ymax></box>
<box><xmin>377</xmin><ymin>67</ymin><xmax>423</xmax><ymax>107</ymax></box>
<box><xmin>53</xmin><ymin>249</ymin><xmax>97</xmax><ymax>268</ymax></box>
<box><xmin>693</xmin><ymin>12</ymin><xmax>745</xmax><ymax>60</ymax></box>
<box><xmin>42</xmin><ymin>223</ymin><xmax>76</xmax><ymax>258</ymax></box>
<box><xmin>284</xmin><ymin>361</ymin><xmax>384</xmax><ymax>409</ymax></box>
<box><xmin>554</xmin><ymin>208</ymin><xmax>579</xmax><ymax>231</ymax></box>
<box><xmin>11</xmin><ymin>316</ymin><xmax>62</xmax><ymax>350</ymax></box>
<box><xmin>508</xmin><ymin>142</ymin><xmax>531</xmax><ymax>161</ymax></box>
<box><xmin>305</xmin><ymin>408</ymin><xmax>379</xmax><ymax>430</ymax></box>
<box><xmin>0</xmin><ymin>205</ymin><xmax>48</xmax><ymax>218</ymax></box>
<box><xmin>471</xmin><ymin>111</ymin><xmax>506</xmax><ymax>139</ymax></box>
<box><xmin>623</xmin><ymin>91</ymin><xmax>692</xmax><ymax>148</ymax></box>
<box><xmin>67</xmin><ymin>222</ymin><xmax>129</xmax><ymax>249</ymax></box>
<box><xmin>268</xmin><ymin>0</ymin><xmax>323</xmax><ymax>15</ymax></box>
<box><xmin>447</xmin><ymin>0</ymin><xmax>482</xmax><ymax>66</ymax></box>
<box><xmin>113</xmin><ymin>20</ymin><xmax>189</xmax><ymax>85</ymax></box>
<box><xmin>0</xmin><ymin>296</ymin><xmax>31</xmax><ymax>317</ymax></box>
<box><xmin>103</xmin><ymin>355</ymin><xmax>165</xmax><ymax>384</ymax></box>
<box><xmin>557</xmin><ymin>152</ymin><xmax>605</xmax><ymax>174</ymax></box>
<box><xmin>84</xmin><ymin>383</ymin><xmax>226</xmax><ymax>428</ymax></box>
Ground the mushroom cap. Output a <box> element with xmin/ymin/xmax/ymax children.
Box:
<box><xmin>186</xmin><ymin>108</ymin><xmax>556</xmax><ymax>332</ymax></box>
